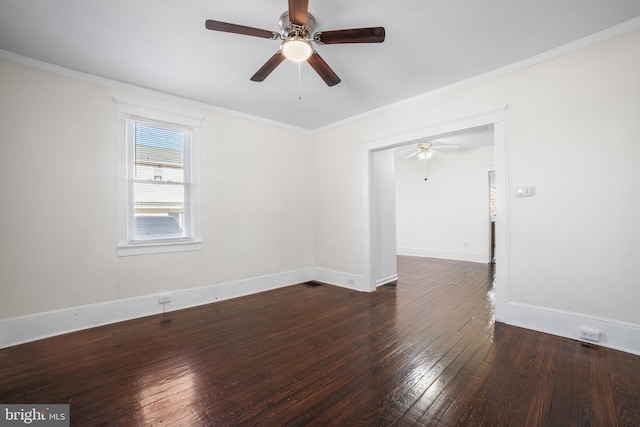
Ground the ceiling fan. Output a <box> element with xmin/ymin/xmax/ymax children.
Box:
<box><xmin>407</xmin><ymin>142</ymin><xmax>460</xmax><ymax>160</ymax></box>
<box><xmin>205</xmin><ymin>0</ymin><xmax>385</xmax><ymax>86</ymax></box>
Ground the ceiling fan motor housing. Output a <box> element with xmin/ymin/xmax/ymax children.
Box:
<box><xmin>279</xmin><ymin>11</ymin><xmax>316</xmax><ymax>39</ymax></box>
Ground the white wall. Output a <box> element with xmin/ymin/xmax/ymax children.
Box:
<box><xmin>372</xmin><ymin>149</ymin><xmax>398</xmax><ymax>285</ymax></box>
<box><xmin>396</xmin><ymin>146</ymin><xmax>495</xmax><ymax>263</ymax></box>
<box><xmin>312</xmin><ymin>28</ymin><xmax>640</xmax><ymax>354</ymax></box>
<box><xmin>311</xmin><ymin>128</ymin><xmax>365</xmax><ymax>280</ymax></box>
<box><xmin>0</xmin><ymin>59</ymin><xmax>313</xmax><ymax>344</ymax></box>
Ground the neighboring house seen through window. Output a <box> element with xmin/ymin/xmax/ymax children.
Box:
<box><xmin>132</xmin><ymin>120</ymin><xmax>187</xmax><ymax>240</ymax></box>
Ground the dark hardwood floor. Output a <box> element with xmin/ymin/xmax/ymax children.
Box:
<box><xmin>1</xmin><ymin>256</ymin><xmax>639</xmax><ymax>426</ymax></box>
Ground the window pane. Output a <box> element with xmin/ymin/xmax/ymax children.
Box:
<box><xmin>132</xmin><ymin>121</ymin><xmax>187</xmax><ymax>239</ymax></box>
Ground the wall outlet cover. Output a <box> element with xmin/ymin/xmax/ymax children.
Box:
<box><xmin>579</xmin><ymin>327</ymin><xmax>601</xmax><ymax>342</ymax></box>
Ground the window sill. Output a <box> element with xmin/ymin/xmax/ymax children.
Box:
<box><xmin>118</xmin><ymin>240</ymin><xmax>202</xmax><ymax>257</ymax></box>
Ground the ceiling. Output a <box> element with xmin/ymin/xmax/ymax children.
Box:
<box><xmin>1</xmin><ymin>1</ymin><xmax>640</xmax><ymax>131</ymax></box>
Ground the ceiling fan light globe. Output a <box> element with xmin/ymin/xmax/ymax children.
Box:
<box><xmin>282</xmin><ymin>37</ymin><xmax>313</xmax><ymax>62</ymax></box>
<box><xmin>418</xmin><ymin>150</ymin><xmax>434</xmax><ymax>159</ymax></box>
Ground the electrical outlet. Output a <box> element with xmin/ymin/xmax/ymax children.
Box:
<box><xmin>158</xmin><ymin>294</ymin><xmax>171</xmax><ymax>305</ymax></box>
<box><xmin>579</xmin><ymin>327</ymin><xmax>600</xmax><ymax>343</ymax></box>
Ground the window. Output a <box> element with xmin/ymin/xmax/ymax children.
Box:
<box><xmin>131</xmin><ymin>120</ymin><xmax>187</xmax><ymax>240</ymax></box>
<box><xmin>117</xmin><ymin>100</ymin><xmax>202</xmax><ymax>255</ymax></box>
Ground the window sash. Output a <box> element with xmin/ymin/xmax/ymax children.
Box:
<box><xmin>127</xmin><ymin>117</ymin><xmax>192</xmax><ymax>244</ymax></box>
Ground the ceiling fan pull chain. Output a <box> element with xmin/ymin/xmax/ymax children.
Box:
<box><xmin>298</xmin><ymin>62</ymin><xmax>302</xmax><ymax>100</ymax></box>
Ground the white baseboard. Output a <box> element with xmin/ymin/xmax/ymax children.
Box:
<box><xmin>397</xmin><ymin>247</ymin><xmax>489</xmax><ymax>263</ymax></box>
<box><xmin>7</xmin><ymin>268</ymin><xmax>638</xmax><ymax>357</ymax></box>
<box><xmin>376</xmin><ymin>274</ymin><xmax>399</xmax><ymax>287</ymax></box>
<box><xmin>313</xmin><ymin>268</ymin><xmax>364</xmax><ymax>291</ymax></box>
<box><xmin>499</xmin><ymin>301</ymin><xmax>640</xmax><ymax>356</ymax></box>
<box><xmin>0</xmin><ymin>268</ymin><xmax>313</xmax><ymax>349</ymax></box>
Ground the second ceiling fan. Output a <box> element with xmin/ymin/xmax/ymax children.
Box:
<box><xmin>205</xmin><ymin>0</ymin><xmax>385</xmax><ymax>86</ymax></box>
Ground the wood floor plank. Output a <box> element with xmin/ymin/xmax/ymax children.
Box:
<box><xmin>607</xmin><ymin>349</ymin><xmax>640</xmax><ymax>427</ymax></box>
<box><xmin>416</xmin><ymin>324</ymin><xmax>497</xmax><ymax>424</ymax></box>
<box><xmin>1</xmin><ymin>256</ymin><xmax>638</xmax><ymax>426</ymax></box>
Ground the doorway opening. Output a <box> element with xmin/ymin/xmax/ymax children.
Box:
<box><xmin>394</xmin><ymin>126</ymin><xmax>495</xmax><ymax>264</ymax></box>
<box><xmin>362</xmin><ymin>107</ymin><xmax>508</xmax><ymax>321</ymax></box>
<box><xmin>489</xmin><ymin>169</ymin><xmax>497</xmax><ymax>263</ymax></box>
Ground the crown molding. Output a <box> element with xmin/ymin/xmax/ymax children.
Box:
<box><xmin>0</xmin><ymin>49</ymin><xmax>312</xmax><ymax>136</ymax></box>
<box><xmin>312</xmin><ymin>16</ymin><xmax>640</xmax><ymax>135</ymax></box>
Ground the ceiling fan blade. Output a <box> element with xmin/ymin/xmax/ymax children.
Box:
<box><xmin>205</xmin><ymin>20</ymin><xmax>279</xmax><ymax>39</ymax></box>
<box><xmin>307</xmin><ymin>51</ymin><xmax>341</xmax><ymax>87</ymax></box>
<box><xmin>288</xmin><ymin>0</ymin><xmax>309</xmax><ymax>27</ymax></box>
<box><xmin>431</xmin><ymin>144</ymin><xmax>461</xmax><ymax>151</ymax></box>
<box><xmin>406</xmin><ymin>150</ymin><xmax>420</xmax><ymax>159</ymax></box>
<box><xmin>314</xmin><ymin>27</ymin><xmax>385</xmax><ymax>44</ymax></box>
<box><xmin>250</xmin><ymin>52</ymin><xmax>286</xmax><ymax>82</ymax></box>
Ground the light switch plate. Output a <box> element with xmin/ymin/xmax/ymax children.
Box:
<box><xmin>516</xmin><ymin>186</ymin><xmax>534</xmax><ymax>197</ymax></box>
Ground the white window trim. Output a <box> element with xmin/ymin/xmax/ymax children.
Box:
<box><xmin>116</xmin><ymin>98</ymin><xmax>203</xmax><ymax>256</ymax></box>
